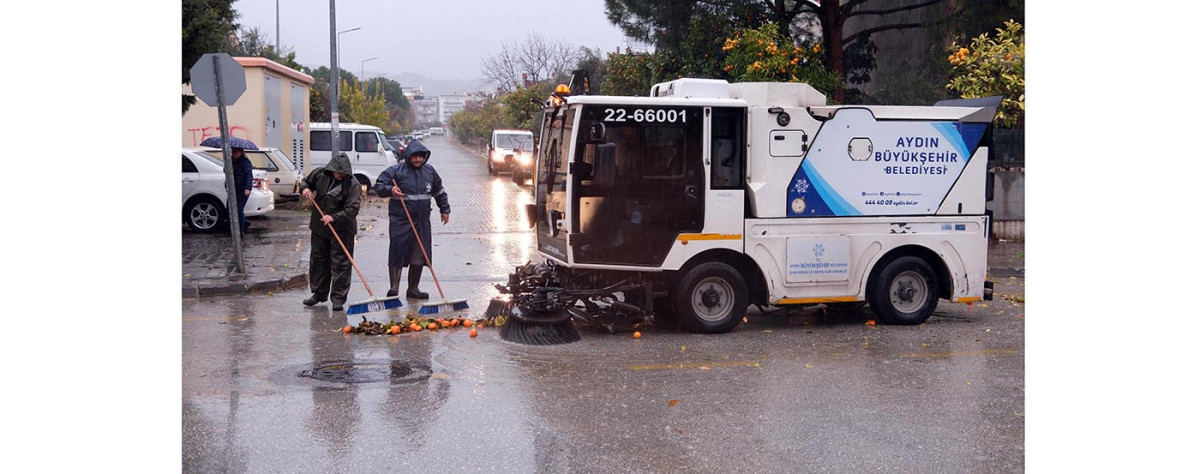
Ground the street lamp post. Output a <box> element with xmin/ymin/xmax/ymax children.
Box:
<box><xmin>361</xmin><ymin>56</ymin><xmax>379</xmax><ymax>82</ymax></box>
<box><xmin>336</xmin><ymin>26</ymin><xmax>361</xmax><ymax>73</ymax></box>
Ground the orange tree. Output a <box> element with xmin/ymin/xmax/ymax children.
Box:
<box><xmin>721</xmin><ymin>23</ymin><xmax>841</xmax><ymax>98</ymax></box>
<box><xmin>946</xmin><ymin>20</ymin><xmax>1024</xmax><ymax>127</ymax></box>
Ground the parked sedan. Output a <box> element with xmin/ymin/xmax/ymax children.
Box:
<box><xmin>197</xmin><ymin>147</ymin><xmax>302</xmax><ymax>200</ymax></box>
<box><xmin>183</xmin><ymin>149</ymin><xmax>274</xmax><ymax>232</ymax></box>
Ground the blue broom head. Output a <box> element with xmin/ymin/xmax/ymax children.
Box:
<box><xmin>346</xmin><ymin>297</ymin><xmax>403</xmax><ymax>315</ymax></box>
<box><xmin>416</xmin><ymin>299</ymin><xmax>469</xmax><ymax>315</ymax></box>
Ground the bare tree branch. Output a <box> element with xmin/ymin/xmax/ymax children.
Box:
<box><xmin>846</xmin><ymin>0</ymin><xmax>941</xmax><ymax>19</ymax></box>
<box><xmin>843</xmin><ymin>20</ymin><xmax>928</xmax><ymax>46</ymax></box>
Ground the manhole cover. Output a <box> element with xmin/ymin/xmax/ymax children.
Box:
<box><xmin>299</xmin><ymin>360</ymin><xmax>430</xmax><ymax>384</ymax></box>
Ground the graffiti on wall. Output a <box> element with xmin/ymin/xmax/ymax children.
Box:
<box><xmin>187</xmin><ymin>125</ymin><xmax>253</xmax><ymax>147</ymax></box>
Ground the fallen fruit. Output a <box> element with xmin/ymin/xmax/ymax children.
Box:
<box><xmin>410</xmin><ymin>323</ymin><xmax>422</xmax><ymax>332</ymax></box>
<box><xmin>463</xmin><ymin>319</ymin><xmax>475</xmax><ymax>327</ymax></box>
<box><xmin>633</xmin><ymin>331</ymin><xmax>642</xmax><ymax>339</ymax></box>
<box><xmin>427</xmin><ymin>323</ymin><xmax>438</xmax><ymax>331</ymax></box>
<box><xmin>469</xmin><ymin>329</ymin><xmax>478</xmax><ymax>337</ymax></box>
<box><xmin>866</xmin><ymin>320</ymin><xmax>876</xmax><ymax>326</ymax></box>
<box><xmin>389</xmin><ymin>325</ymin><xmax>401</xmax><ymax>335</ymax></box>
<box><xmin>342</xmin><ymin>325</ymin><xmax>353</xmax><ymax>334</ymax></box>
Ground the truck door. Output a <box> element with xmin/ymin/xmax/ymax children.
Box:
<box><xmin>534</xmin><ymin>108</ymin><xmax>573</xmax><ymax>263</ymax></box>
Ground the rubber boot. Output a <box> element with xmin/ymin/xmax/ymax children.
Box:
<box><xmin>406</xmin><ymin>265</ymin><xmax>429</xmax><ymax>299</ymax></box>
<box><xmin>387</xmin><ymin>265</ymin><xmax>402</xmax><ymax>297</ymax></box>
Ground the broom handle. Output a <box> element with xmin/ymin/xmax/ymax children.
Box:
<box><xmin>393</xmin><ymin>179</ymin><xmax>446</xmax><ymax>299</ymax></box>
<box><xmin>306</xmin><ymin>192</ymin><xmax>375</xmax><ymax>297</ymax></box>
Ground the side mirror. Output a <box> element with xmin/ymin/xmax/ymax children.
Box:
<box><xmin>589</xmin><ymin>123</ymin><xmax>606</xmax><ymax>143</ymax></box>
<box><xmin>523</xmin><ymin>203</ymin><xmax>538</xmax><ymax>229</ymax></box>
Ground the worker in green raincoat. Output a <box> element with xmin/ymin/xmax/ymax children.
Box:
<box><xmin>300</xmin><ymin>152</ymin><xmax>360</xmax><ymax>311</ymax></box>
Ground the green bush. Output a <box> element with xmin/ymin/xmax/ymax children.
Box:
<box><xmin>947</xmin><ymin>20</ymin><xmax>1025</xmax><ymax>127</ymax></box>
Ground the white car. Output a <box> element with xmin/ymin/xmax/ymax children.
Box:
<box><xmin>182</xmin><ymin>149</ymin><xmax>274</xmax><ymax>232</ymax></box>
<box><xmin>197</xmin><ymin>147</ymin><xmax>302</xmax><ymax>200</ymax></box>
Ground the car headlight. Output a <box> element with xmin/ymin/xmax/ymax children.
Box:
<box><xmin>517</xmin><ymin>154</ymin><xmax>532</xmax><ymax>166</ymax></box>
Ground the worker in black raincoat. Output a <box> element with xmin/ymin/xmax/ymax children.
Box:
<box><xmin>300</xmin><ymin>152</ymin><xmax>361</xmax><ymax>311</ymax></box>
<box><xmin>373</xmin><ymin>140</ymin><xmax>451</xmax><ymax>299</ymax></box>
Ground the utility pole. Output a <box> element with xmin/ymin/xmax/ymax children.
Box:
<box><xmin>329</xmin><ymin>1</ymin><xmax>339</xmax><ymax>161</ymax></box>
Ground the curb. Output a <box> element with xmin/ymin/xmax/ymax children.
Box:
<box><xmin>182</xmin><ymin>273</ymin><xmax>309</xmax><ymax>298</ymax></box>
<box><xmin>988</xmin><ymin>267</ymin><xmax>1024</xmax><ymax>278</ymax></box>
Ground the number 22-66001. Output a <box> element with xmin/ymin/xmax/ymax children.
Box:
<box><xmin>603</xmin><ymin>108</ymin><xmax>687</xmax><ymax>123</ymax></box>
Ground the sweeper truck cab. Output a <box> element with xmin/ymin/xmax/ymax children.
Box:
<box><xmin>502</xmin><ymin>75</ymin><xmax>997</xmax><ymax>334</ymax></box>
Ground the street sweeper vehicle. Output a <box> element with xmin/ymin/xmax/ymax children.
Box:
<box><xmin>494</xmin><ymin>74</ymin><xmax>998</xmax><ymax>340</ymax></box>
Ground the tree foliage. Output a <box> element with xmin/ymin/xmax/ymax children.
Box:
<box><xmin>224</xmin><ymin>25</ymin><xmax>304</xmax><ymax>72</ymax></box>
<box><xmin>182</xmin><ymin>0</ymin><xmax>237</xmax><ymax>114</ymax></box>
<box><xmin>946</xmin><ymin>20</ymin><xmax>1024</xmax><ymax>128</ymax></box>
<box><xmin>500</xmin><ymin>82</ymin><xmax>556</xmax><ymax>132</ymax></box>
<box><xmin>604</xmin><ymin>0</ymin><xmax>951</xmax><ymax>103</ymax></box>
<box><xmin>339</xmin><ymin>79</ymin><xmax>390</xmax><ymax>129</ymax></box>
<box><xmin>447</xmin><ymin>100</ymin><xmax>503</xmax><ymax>149</ymax></box>
<box><xmin>721</xmin><ymin>23</ymin><xmax>840</xmax><ymax>96</ymax></box>
<box><xmin>600</xmin><ymin>49</ymin><xmax>667</xmax><ymax>96</ymax></box>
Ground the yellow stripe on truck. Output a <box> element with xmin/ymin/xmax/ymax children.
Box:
<box><xmin>776</xmin><ymin>296</ymin><xmax>859</xmax><ymax>305</ymax></box>
<box><xmin>677</xmin><ymin>233</ymin><xmax>741</xmax><ymax>243</ymax></box>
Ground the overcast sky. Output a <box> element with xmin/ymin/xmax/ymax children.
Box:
<box><xmin>233</xmin><ymin>0</ymin><xmax>638</xmax><ymax>86</ymax></box>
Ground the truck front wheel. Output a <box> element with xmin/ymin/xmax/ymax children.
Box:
<box><xmin>868</xmin><ymin>256</ymin><xmax>939</xmax><ymax>325</ymax></box>
<box><xmin>673</xmin><ymin>262</ymin><xmax>748</xmax><ymax>333</ymax></box>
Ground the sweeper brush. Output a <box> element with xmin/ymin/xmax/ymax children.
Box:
<box><xmin>488</xmin><ymin>261</ymin><xmax>653</xmax><ymax>345</ymax></box>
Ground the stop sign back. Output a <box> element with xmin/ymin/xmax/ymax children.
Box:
<box><xmin>189</xmin><ymin>53</ymin><xmax>246</xmax><ymax>106</ymax></box>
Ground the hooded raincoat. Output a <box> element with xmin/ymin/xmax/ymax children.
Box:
<box><xmin>374</xmin><ymin>140</ymin><xmax>451</xmax><ymax>268</ymax></box>
<box><xmin>299</xmin><ymin>153</ymin><xmax>360</xmax><ymax>304</ymax></box>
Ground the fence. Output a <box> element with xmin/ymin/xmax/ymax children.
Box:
<box><xmin>991</xmin><ymin>128</ymin><xmax>1024</xmax><ymax>169</ymax></box>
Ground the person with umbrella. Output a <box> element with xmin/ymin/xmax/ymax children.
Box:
<box><xmin>199</xmin><ymin>136</ymin><xmax>257</xmax><ymax>233</ymax></box>
<box><xmin>232</xmin><ymin>145</ymin><xmax>254</xmax><ymax>233</ymax></box>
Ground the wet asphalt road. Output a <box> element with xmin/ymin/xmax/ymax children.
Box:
<box><xmin>182</xmin><ymin>136</ymin><xmax>1025</xmax><ymax>473</ymax></box>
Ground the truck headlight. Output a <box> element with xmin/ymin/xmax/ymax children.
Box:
<box><xmin>518</xmin><ymin>154</ymin><xmax>532</xmax><ymax>166</ymax></box>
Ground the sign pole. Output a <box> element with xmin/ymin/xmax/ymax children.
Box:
<box><xmin>329</xmin><ymin>0</ymin><xmax>340</xmax><ymax>161</ymax></box>
<box><xmin>214</xmin><ymin>55</ymin><xmax>245</xmax><ymax>273</ymax></box>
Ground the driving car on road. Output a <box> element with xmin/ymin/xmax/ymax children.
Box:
<box><xmin>198</xmin><ymin>147</ymin><xmax>302</xmax><ymax>200</ymax></box>
<box><xmin>182</xmin><ymin>149</ymin><xmax>274</xmax><ymax>232</ymax></box>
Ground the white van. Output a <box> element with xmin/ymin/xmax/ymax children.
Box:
<box><xmin>309</xmin><ymin>122</ymin><xmax>397</xmax><ymax>187</ymax></box>
<box><xmin>488</xmin><ymin>128</ymin><xmax>534</xmax><ymax>175</ymax></box>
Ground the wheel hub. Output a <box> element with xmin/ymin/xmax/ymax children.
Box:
<box><xmin>700</xmin><ymin>288</ymin><xmax>721</xmax><ymax>308</ymax></box>
<box><xmin>897</xmin><ymin>282</ymin><xmax>917</xmax><ymax>302</ymax></box>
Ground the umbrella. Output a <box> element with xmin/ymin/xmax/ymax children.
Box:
<box><xmin>199</xmin><ymin>136</ymin><xmax>259</xmax><ymax>150</ymax></box>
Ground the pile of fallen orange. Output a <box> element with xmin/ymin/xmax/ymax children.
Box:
<box><xmin>343</xmin><ymin>316</ymin><xmax>480</xmax><ymax>337</ymax></box>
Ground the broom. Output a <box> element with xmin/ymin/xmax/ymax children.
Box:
<box><xmin>305</xmin><ymin>193</ymin><xmax>402</xmax><ymax>315</ymax></box>
<box><xmin>392</xmin><ymin>179</ymin><xmax>469</xmax><ymax>315</ymax></box>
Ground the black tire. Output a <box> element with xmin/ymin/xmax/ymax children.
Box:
<box><xmin>868</xmin><ymin>256</ymin><xmax>939</xmax><ymax>325</ymax></box>
<box><xmin>512</xmin><ymin>169</ymin><xmax>526</xmax><ymax>185</ymax></box>
<box><xmin>487</xmin><ymin>159</ymin><xmax>496</xmax><ymax>175</ymax></box>
<box><xmin>185</xmin><ymin>196</ymin><xmax>226</xmax><ymax>233</ymax></box>
<box><xmin>672</xmin><ymin>262</ymin><xmax>748</xmax><ymax>333</ymax></box>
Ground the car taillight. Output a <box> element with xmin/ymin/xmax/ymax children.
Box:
<box><xmin>253</xmin><ymin>178</ymin><xmax>266</xmax><ymax>190</ymax></box>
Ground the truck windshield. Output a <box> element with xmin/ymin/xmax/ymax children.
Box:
<box><xmin>570</xmin><ymin>104</ymin><xmax>705</xmax><ymax>266</ymax></box>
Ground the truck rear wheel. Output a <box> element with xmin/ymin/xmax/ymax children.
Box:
<box><xmin>868</xmin><ymin>256</ymin><xmax>939</xmax><ymax>325</ymax></box>
<box><xmin>673</xmin><ymin>262</ymin><xmax>748</xmax><ymax>333</ymax></box>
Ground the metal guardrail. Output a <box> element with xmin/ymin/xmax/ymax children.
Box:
<box><xmin>990</xmin><ymin>128</ymin><xmax>1024</xmax><ymax>168</ymax></box>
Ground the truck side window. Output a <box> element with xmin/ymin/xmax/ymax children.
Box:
<box><xmin>711</xmin><ymin>107</ymin><xmax>745</xmax><ymax>189</ymax></box>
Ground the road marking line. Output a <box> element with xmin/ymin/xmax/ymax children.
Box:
<box><xmin>900</xmin><ymin>348</ymin><xmax>1015</xmax><ymax>358</ymax></box>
